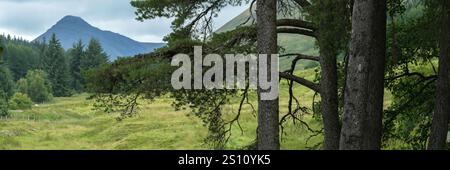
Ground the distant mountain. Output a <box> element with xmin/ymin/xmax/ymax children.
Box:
<box><xmin>34</xmin><ymin>15</ymin><xmax>165</xmax><ymax>60</ymax></box>
<box><xmin>215</xmin><ymin>6</ymin><xmax>319</xmax><ymax>71</ymax></box>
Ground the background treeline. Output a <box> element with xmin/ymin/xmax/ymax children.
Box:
<box><xmin>0</xmin><ymin>34</ymin><xmax>108</xmax><ymax>116</ymax></box>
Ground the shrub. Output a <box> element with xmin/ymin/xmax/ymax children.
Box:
<box><xmin>16</xmin><ymin>78</ymin><xmax>28</xmax><ymax>94</ymax></box>
<box><xmin>19</xmin><ymin>70</ymin><xmax>53</xmax><ymax>103</ymax></box>
<box><xmin>8</xmin><ymin>92</ymin><xmax>33</xmax><ymax>110</ymax></box>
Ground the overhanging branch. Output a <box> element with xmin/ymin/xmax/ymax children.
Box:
<box><xmin>277</xmin><ymin>28</ymin><xmax>317</xmax><ymax>38</ymax></box>
<box><xmin>280</xmin><ymin>72</ymin><xmax>320</xmax><ymax>93</ymax></box>
<box><xmin>280</xmin><ymin>53</ymin><xmax>320</xmax><ymax>62</ymax></box>
<box><xmin>277</xmin><ymin>19</ymin><xmax>316</xmax><ymax>31</ymax></box>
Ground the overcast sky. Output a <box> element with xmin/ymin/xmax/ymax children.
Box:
<box><xmin>0</xmin><ymin>0</ymin><xmax>248</xmax><ymax>43</ymax></box>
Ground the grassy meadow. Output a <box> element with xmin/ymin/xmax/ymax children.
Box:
<box><xmin>0</xmin><ymin>69</ymin><xmax>328</xmax><ymax>150</ymax></box>
<box><xmin>0</xmin><ymin>66</ymin><xmax>396</xmax><ymax>150</ymax></box>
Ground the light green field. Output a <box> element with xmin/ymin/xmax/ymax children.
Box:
<box><xmin>0</xmin><ymin>70</ymin><xmax>329</xmax><ymax>150</ymax></box>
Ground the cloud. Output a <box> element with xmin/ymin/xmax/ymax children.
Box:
<box><xmin>0</xmin><ymin>0</ymin><xmax>248</xmax><ymax>42</ymax></box>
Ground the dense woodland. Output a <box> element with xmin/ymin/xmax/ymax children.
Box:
<box><xmin>0</xmin><ymin>34</ymin><xmax>108</xmax><ymax>115</ymax></box>
<box><xmin>1</xmin><ymin>0</ymin><xmax>450</xmax><ymax>150</ymax></box>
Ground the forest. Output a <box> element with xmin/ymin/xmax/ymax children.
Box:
<box><xmin>0</xmin><ymin>0</ymin><xmax>449</xmax><ymax>150</ymax></box>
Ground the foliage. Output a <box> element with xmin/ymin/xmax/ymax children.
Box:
<box><xmin>19</xmin><ymin>70</ymin><xmax>53</xmax><ymax>103</ymax></box>
<box><xmin>0</xmin><ymin>91</ymin><xmax>8</xmax><ymax>117</ymax></box>
<box><xmin>305</xmin><ymin>0</ymin><xmax>352</xmax><ymax>119</ymax></box>
<box><xmin>43</xmin><ymin>34</ymin><xmax>72</xmax><ymax>97</ymax></box>
<box><xmin>8</xmin><ymin>92</ymin><xmax>33</xmax><ymax>110</ymax></box>
<box><xmin>0</xmin><ymin>35</ymin><xmax>40</xmax><ymax>81</ymax></box>
<box><xmin>68</xmin><ymin>40</ymin><xmax>85</xmax><ymax>92</ymax></box>
<box><xmin>81</xmin><ymin>38</ymin><xmax>108</xmax><ymax>71</ymax></box>
<box><xmin>1</xmin><ymin>36</ymin><xmax>15</xmax><ymax>101</ymax></box>
<box><xmin>0</xmin><ymin>33</ymin><xmax>111</xmax><ymax>101</ymax></box>
<box><xmin>0</xmin><ymin>65</ymin><xmax>15</xmax><ymax>100</ymax></box>
<box><xmin>85</xmin><ymin>54</ymin><xmax>173</xmax><ymax>119</ymax></box>
<box><xmin>0</xmin><ymin>39</ymin><xmax>8</xmax><ymax>116</ymax></box>
<box><xmin>131</xmin><ymin>0</ymin><xmax>250</xmax><ymax>42</ymax></box>
<box><xmin>306</xmin><ymin>0</ymin><xmax>351</xmax><ymax>56</ymax></box>
<box><xmin>382</xmin><ymin>0</ymin><xmax>443</xmax><ymax>149</ymax></box>
<box><xmin>16</xmin><ymin>77</ymin><xmax>28</xmax><ymax>94</ymax></box>
<box><xmin>3</xmin><ymin>43</ymin><xmax>40</xmax><ymax>80</ymax></box>
<box><xmin>0</xmin><ymin>42</ymin><xmax>9</xmax><ymax>116</ymax></box>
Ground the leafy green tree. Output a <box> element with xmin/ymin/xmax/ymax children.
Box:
<box><xmin>8</xmin><ymin>92</ymin><xmax>33</xmax><ymax>110</ymax></box>
<box><xmin>43</xmin><ymin>34</ymin><xmax>72</xmax><ymax>97</ymax></box>
<box><xmin>20</xmin><ymin>70</ymin><xmax>53</xmax><ymax>103</ymax></box>
<box><xmin>81</xmin><ymin>38</ymin><xmax>108</xmax><ymax>71</ymax></box>
<box><xmin>382</xmin><ymin>0</ymin><xmax>443</xmax><ymax>149</ymax></box>
<box><xmin>0</xmin><ymin>34</ymin><xmax>40</xmax><ymax>80</ymax></box>
<box><xmin>4</xmin><ymin>43</ymin><xmax>40</xmax><ymax>80</ymax></box>
<box><xmin>16</xmin><ymin>78</ymin><xmax>28</xmax><ymax>94</ymax></box>
<box><xmin>68</xmin><ymin>40</ymin><xmax>85</xmax><ymax>92</ymax></box>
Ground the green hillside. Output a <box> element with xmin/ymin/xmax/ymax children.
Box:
<box><xmin>216</xmin><ymin>6</ymin><xmax>319</xmax><ymax>71</ymax></box>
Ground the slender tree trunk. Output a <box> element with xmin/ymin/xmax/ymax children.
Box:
<box><xmin>320</xmin><ymin>49</ymin><xmax>340</xmax><ymax>150</ymax></box>
<box><xmin>428</xmin><ymin>0</ymin><xmax>450</xmax><ymax>150</ymax></box>
<box><xmin>316</xmin><ymin>0</ymin><xmax>353</xmax><ymax>150</ymax></box>
<box><xmin>257</xmin><ymin>0</ymin><xmax>280</xmax><ymax>150</ymax></box>
<box><xmin>340</xmin><ymin>0</ymin><xmax>387</xmax><ymax>150</ymax></box>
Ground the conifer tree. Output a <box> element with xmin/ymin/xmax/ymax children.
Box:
<box><xmin>81</xmin><ymin>38</ymin><xmax>108</xmax><ymax>71</ymax></box>
<box><xmin>0</xmin><ymin>43</ymin><xmax>14</xmax><ymax>116</ymax></box>
<box><xmin>43</xmin><ymin>34</ymin><xmax>72</xmax><ymax>97</ymax></box>
<box><xmin>68</xmin><ymin>40</ymin><xmax>85</xmax><ymax>92</ymax></box>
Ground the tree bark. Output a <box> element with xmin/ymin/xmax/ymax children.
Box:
<box><xmin>340</xmin><ymin>0</ymin><xmax>387</xmax><ymax>150</ymax></box>
<box><xmin>257</xmin><ymin>0</ymin><xmax>280</xmax><ymax>150</ymax></box>
<box><xmin>315</xmin><ymin>0</ymin><xmax>350</xmax><ymax>150</ymax></box>
<box><xmin>320</xmin><ymin>49</ymin><xmax>340</xmax><ymax>150</ymax></box>
<box><xmin>428</xmin><ymin>0</ymin><xmax>450</xmax><ymax>150</ymax></box>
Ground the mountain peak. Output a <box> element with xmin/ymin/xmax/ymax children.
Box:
<box><xmin>61</xmin><ymin>15</ymin><xmax>82</xmax><ymax>20</ymax></box>
<box><xmin>34</xmin><ymin>15</ymin><xmax>165</xmax><ymax>60</ymax></box>
<box><xmin>56</xmin><ymin>15</ymin><xmax>90</xmax><ymax>27</ymax></box>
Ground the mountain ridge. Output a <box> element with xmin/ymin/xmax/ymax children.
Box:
<box><xmin>34</xmin><ymin>15</ymin><xmax>165</xmax><ymax>60</ymax></box>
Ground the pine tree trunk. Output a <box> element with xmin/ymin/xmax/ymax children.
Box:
<box><xmin>320</xmin><ymin>50</ymin><xmax>340</xmax><ymax>150</ymax></box>
<box><xmin>428</xmin><ymin>0</ymin><xmax>450</xmax><ymax>150</ymax></box>
<box><xmin>257</xmin><ymin>0</ymin><xmax>280</xmax><ymax>150</ymax></box>
<box><xmin>339</xmin><ymin>0</ymin><xmax>387</xmax><ymax>150</ymax></box>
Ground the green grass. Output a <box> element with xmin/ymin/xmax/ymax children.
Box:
<box><xmin>0</xmin><ymin>66</ymin><xmax>398</xmax><ymax>150</ymax></box>
<box><xmin>0</xmin><ymin>95</ymin><xmax>209</xmax><ymax>150</ymax></box>
<box><xmin>0</xmin><ymin>69</ymin><xmax>325</xmax><ymax>150</ymax></box>
<box><xmin>0</xmin><ymin>44</ymin><xmax>404</xmax><ymax>151</ymax></box>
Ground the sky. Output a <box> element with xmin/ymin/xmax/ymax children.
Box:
<box><xmin>0</xmin><ymin>0</ymin><xmax>249</xmax><ymax>43</ymax></box>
